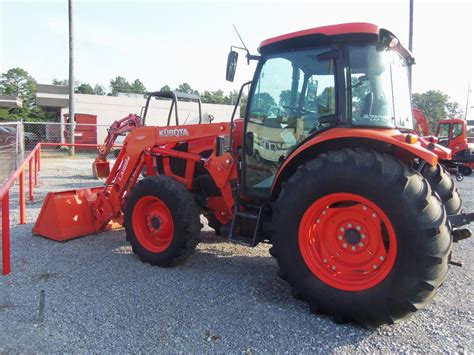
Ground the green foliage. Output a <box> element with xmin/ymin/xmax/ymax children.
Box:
<box><xmin>160</xmin><ymin>84</ymin><xmax>171</xmax><ymax>92</ymax></box>
<box><xmin>412</xmin><ymin>90</ymin><xmax>463</xmax><ymax>131</ymax></box>
<box><xmin>130</xmin><ymin>79</ymin><xmax>146</xmax><ymax>94</ymax></box>
<box><xmin>0</xmin><ymin>67</ymin><xmax>36</xmax><ymax>107</ymax></box>
<box><xmin>109</xmin><ymin>76</ymin><xmax>131</xmax><ymax>95</ymax></box>
<box><xmin>110</xmin><ymin>77</ymin><xmax>147</xmax><ymax>96</ymax></box>
<box><xmin>0</xmin><ymin>106</ymin><xmax>55</xmax><ymax>122</ymax></box>
<box><xmin>94</xmin><ymin>84</ymin><xmax>106</xmax><ymax>95</ymax></box>
<box><xmin>52</xmin><ymin>79</ymin><xmax>69</xmax><ymax>86</ymax></box>
<box><xmin>76</xmin><ymin>83</ymin><xmax>95</xmax><ymax>95</ymax></box>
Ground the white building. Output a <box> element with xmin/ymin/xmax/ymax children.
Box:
<box><xmin>36</xmin><ymin>84</ymin><xmax>236</xmax><ymax>143</ymax></box>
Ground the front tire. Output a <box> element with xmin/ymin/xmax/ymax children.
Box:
<box><xmin>124</xmin><ymin>175</ymin><xmax>201</xmax><ymax>267</ymax></box>
<box><xmin>271</xmin><ymin>149</ymin><xmax>451</xmax><ymax>327</ymax></box>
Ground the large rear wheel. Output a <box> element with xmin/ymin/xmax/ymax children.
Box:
<box><xmin>271</xmin><ymin>149</ymin><xmax>451</xmax><ymax>327</ymax></box>
<box><xmin>124</xmin><ymin>175</ymin><xmax>201</xmax><ymax>267</ymax></box>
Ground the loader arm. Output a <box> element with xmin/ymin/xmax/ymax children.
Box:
<box><xmin>33</xmin><ymin>122</ymin><xmax>239</xmax><ymax>240</ymax></box>
<box><xmin>93</xmin><ymin>114</ymin><xmax>143</xmax><ymax>178</ymax></box>
<box><xmin>97</xmin><ymin>114</ymin><xmax>143</xmax><ymax>160</ymax></box>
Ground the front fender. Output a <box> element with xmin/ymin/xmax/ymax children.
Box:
<box><xmin>271</xmin><ymin>128</ymin><xmax>439</xmax><ymax>197</ymax></box>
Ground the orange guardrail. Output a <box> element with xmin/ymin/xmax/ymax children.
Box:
<box><xmin>1</xmin><ymin>142</ymin><xmax>117</xmax><ymax>275</ymax></box>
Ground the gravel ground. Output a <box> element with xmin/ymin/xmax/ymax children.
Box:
<box><xmin>0</xmin><ymin>156</ymin><xmax>473</xmax><ymax>353</ymax></box>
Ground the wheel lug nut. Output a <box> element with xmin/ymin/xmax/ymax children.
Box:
<box><xmin>316</xmin><ymin>219</ymin><xmax>320</xmax><ymax>224</ymax></box>
<box><xmin>380</xmin><ymin>256</ymin><xmax>385</xmax><ymax>261</ymax></box>
<box><xmin>340</xmin><ymin>227</ymin><xmax>344</xmax><ymax>232</ymax></box>
<box><xmin>343</xmin><ymin>243</ymin><xmax>348</xmax><ymax>248</ymax></box>
<box><xmin>359</xmin><ymin>242</ymin><xmax>364</xmax><ymax>247</ymax></box>
<box><xmin>361</xmin><ymin>234</ymin><xmax>366</xmax><ymax>239</ymax></box>
<box><xmin>322</xmin><ymin>211</ymin><xmax>327</xmax><ymax>215</ymax></box>
<box><xmin>372</xmin><ymin>213</ymin><xmax>377</xmax><ymax>218</ymax></box>
<box><xmin>363</xmin><ymin>206</ymin><xmax>367</xmax><ymax>210</ymax></box>
<box><xmin>323</xmin><ymin>258</ymin><xmax>328</xmax><ymax>263</ymax></box>
<box><xmin>348</xmin><ymin>223</ymin><xmax>352</xmax><ymax>228</ymax></box>
<box><xmin>351</xmin><ymin>246</ymin><xmax>356</xmax><ymax>251</ymax></box>
<box><xmin>373</xmin><ymin>264</ymin><xmax>378</xmax><ymax>269</ymax></box>
<box><xmin>331</xmin><ymin>265</ymin><xmax>336</xmax><ymax>271</ymax></box>
<box><xmin>356</xmin><ymin>225</ymin><xmax>361</xmax><ymax>231</ymax></box>
<box><xmin>338</xmin><ymin>235</ymin><xmax>343</xmax><ymax>240</ymax></box>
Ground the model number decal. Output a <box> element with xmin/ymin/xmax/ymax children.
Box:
<box><xmin>159</xmin><ymin>128</ymin><xmax>190</xmax><ymax>137</ymax></box>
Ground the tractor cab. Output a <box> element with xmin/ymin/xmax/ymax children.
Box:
<box><xmin>436</xmin><ymin>119</ymin><xmax>469</xmax><ymax>151</ymax></box>
<box><xmin>227</xmin><ymin>23</ymin><xmax>414</xmax><ymax>198</ymax></box>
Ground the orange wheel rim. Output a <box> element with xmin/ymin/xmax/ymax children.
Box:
<box><xmin>298</xmin><ymin>193</ymin><xmax>397</xmax><ymax>291</ymax></box>
<box><xmin>132</xmin><ymin>196</ymin><xmax>174</xmax><ymax>253</ymax></box>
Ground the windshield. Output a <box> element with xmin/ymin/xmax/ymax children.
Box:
<box><xmin>349</xmin><ymin>46</ymin><xmax>413</xmax><ymax>130</ymax></box>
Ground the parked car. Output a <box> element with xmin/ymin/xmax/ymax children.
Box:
<box><xmin>1</xmin><ymin>126</ymin><xmax>39</xmax><ymax>148</ymax></box>
<box><xmin>0</xmin><ymin>126</ymin><xmax>16</xmax><ymax>148</ymax></box>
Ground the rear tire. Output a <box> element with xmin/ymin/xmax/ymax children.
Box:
<box><xmin>422</xmin><ymin>163</ymin><xmax>462</xmax><ymax>215</ymax></box>
<box><xmin>271</xmin><ymin>149</ymin><xmax>451</xmax><ymax>327</ymax></box>
<box><xmin>124</xmin><ymin>175</ymin><xmax>201</xmax><ymax>267</ymax></box>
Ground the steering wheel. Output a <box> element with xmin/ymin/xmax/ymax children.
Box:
<box><xmin>283</xmin><ymin>105</ymin><xmax>314</xmax><ymax>116</ymax></box>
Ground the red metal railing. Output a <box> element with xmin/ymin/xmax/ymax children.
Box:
<box><xmin>0</xmin><ymin>144</ymin><xmax>41</xmax><ymax>275</ymax></box>
<box><xmin>1</xmin><ymin>142</ymin><xmax>116</xmax><ymax>275</ymax></box>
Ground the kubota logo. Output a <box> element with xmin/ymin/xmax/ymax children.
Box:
<box><xmin>159</xmin><ymin>128</ymin><xmax>190</xmax><ymax>137</ymax></box>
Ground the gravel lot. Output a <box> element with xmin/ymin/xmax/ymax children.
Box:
<box><xmin>1</xmin><ymin>156</ymin><xmax>473</xmax><ymax>353</ymax></box>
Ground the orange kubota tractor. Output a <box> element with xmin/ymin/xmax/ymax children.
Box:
<box><xmin>34</xmin><ymin>23</ymin><xmax>473</xmax><ymax>327</ymax></box>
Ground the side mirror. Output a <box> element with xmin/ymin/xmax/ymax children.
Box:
<box><xmin>226</xmin><ymin>50</ymin><xmax>238</xmax><ymax>82</ymax></box>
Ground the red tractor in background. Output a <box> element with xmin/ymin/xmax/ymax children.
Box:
<box><xmin>435</xmin><ymin>118</ymin><xmax>474</xmax><ymax>176</ymax></box>
<box><xmin>34</xmin><ymin>23</ymin><xmax>473</xmax><ymax>327</ymax></box>
<box><xmin>413</xmin><ymin>108</ymin><xmax>473</xmax><ymax>178</ymax></box>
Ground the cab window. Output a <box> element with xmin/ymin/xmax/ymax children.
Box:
<box><xmin>245</xmin><ymin>48</ymin><xmax>336</xmax><ymax>197</ymax></box>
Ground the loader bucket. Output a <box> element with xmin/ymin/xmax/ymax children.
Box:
<box><xmin>33</xmin><ymin>187</ymin><xmax>122</xmax><ymax>241</ymax></box>
<box><xmin>92</xmin><ymin>158</ymin><xmax>110</xmax><ymax>179</ymax></box>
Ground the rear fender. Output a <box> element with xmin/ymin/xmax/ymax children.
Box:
<box><xmin>271</xmin><ymin>128</ymin><xmax>439</xmax><ymax>198</ymax></box>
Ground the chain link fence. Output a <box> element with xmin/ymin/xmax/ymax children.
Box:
<box><xmin>24</xmin><ymin>122</ymin><xmax>119</xmax><ymax>158</ymax></box>
<box><xmin>0</xmin><ymin>121</ymin><xmax>122</xmax><ymax>185</ymax></box>
<box><xmin>0</xmin><ymin>122</ymin><xmax>24</xmax><ymax>185</ymax></box>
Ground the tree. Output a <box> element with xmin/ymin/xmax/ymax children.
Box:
<box><xmin>0</xmin><ymin>67</ymin><xmax>36</xmax><ymax>106</ymax></box>
<box><xmin>110</xmin><ymin>76</ymin><xmax>131</xmax><ymax>96</ymax></box>
<box><xmin>251</xmin><ymin>92</ymin><xmax>276</xmax><ymax>114</ymax></box>
<box><xmin>176</xmin><ymin>83</ymin><xmax>198</xmax><ymax>95</ymax></box>
<box><xmin>412</xmin><ymin>90</ymin><xmax>463</xmax><ymax>131</ymax></box>
<box><xmin>52</xmin><ymin>79</ymin><xmax>69</xmax><ymax>86</ymax></box>
<box><xmin>130</xmin><ymin>79</ymin><xmax>146</xmax><ymax>94</ymax></box>
<box><xmin>160</xmin><ymin>84</ymin><xmax>171</xmax><ymax>92</ymax></box>
<box><xmin>76</xmin><ymin>83</ymin><xmax>95</xmax><ymax>95</ymax></box>
<box><xmin>94</xmin><ymin>84</ymin><xmax>106</xmax><ymax>95</ymax></box>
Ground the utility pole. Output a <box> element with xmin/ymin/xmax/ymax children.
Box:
<box><xmin>68</xmin><ymin>0</ymin><xmax>75</xmax><ymax>156</ymax></box>
<box><xmin>465</xmin><ymin>82</ymin><xmax>471</xmax><ymax>120</ymax></box>
<box><xmin>408</xmin><ymin>0</ymin><xmax>414</xmax><ymax>92</ymax></box>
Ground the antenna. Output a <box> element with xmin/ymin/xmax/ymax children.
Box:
<box><xmin>233</xmin><ymin>24</ymin><xmax>250</xmax><ymax>54</ymax></box>
<box><xmin>232</xmin><ymin>24</ymin><xmax>260</xmax><ymax>63</ymax></box>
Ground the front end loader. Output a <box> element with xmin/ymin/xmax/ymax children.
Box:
<box><xmin>34</xmin><ymin>22</ymin><xmax>472</xmax><ymax>327</ymax></box>
<box><xmin>92</xmin><ymin>90</ymin><xmax>204</xmax><ymax>179</ymax></box>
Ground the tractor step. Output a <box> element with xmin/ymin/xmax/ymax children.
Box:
<box><xmin>229</xmin><ymin>202</ymin><xmax>268</xmax><ymax>247</ymax></box>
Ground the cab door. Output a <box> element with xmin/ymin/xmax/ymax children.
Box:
<box><xmin>242</xmin><ymin>48</ymin><xmax>339</xmax><ymax>198</ymax></box>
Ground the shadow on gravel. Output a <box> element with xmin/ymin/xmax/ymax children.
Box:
<box><xmin>199</xmin><ymin>231</ymin><xmax>228</xmax><ymax>244</ymax></box>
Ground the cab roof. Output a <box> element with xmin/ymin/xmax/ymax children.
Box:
<box><xmin>258</xmin><ymin>22</ymin><xmax>382</xmax><ymax>53</ymax></box>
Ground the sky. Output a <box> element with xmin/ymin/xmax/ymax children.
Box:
<box><xmin>0</xmin><ymin>0</ymin><xmax>473</xmax><ymax>113</ymax></box>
